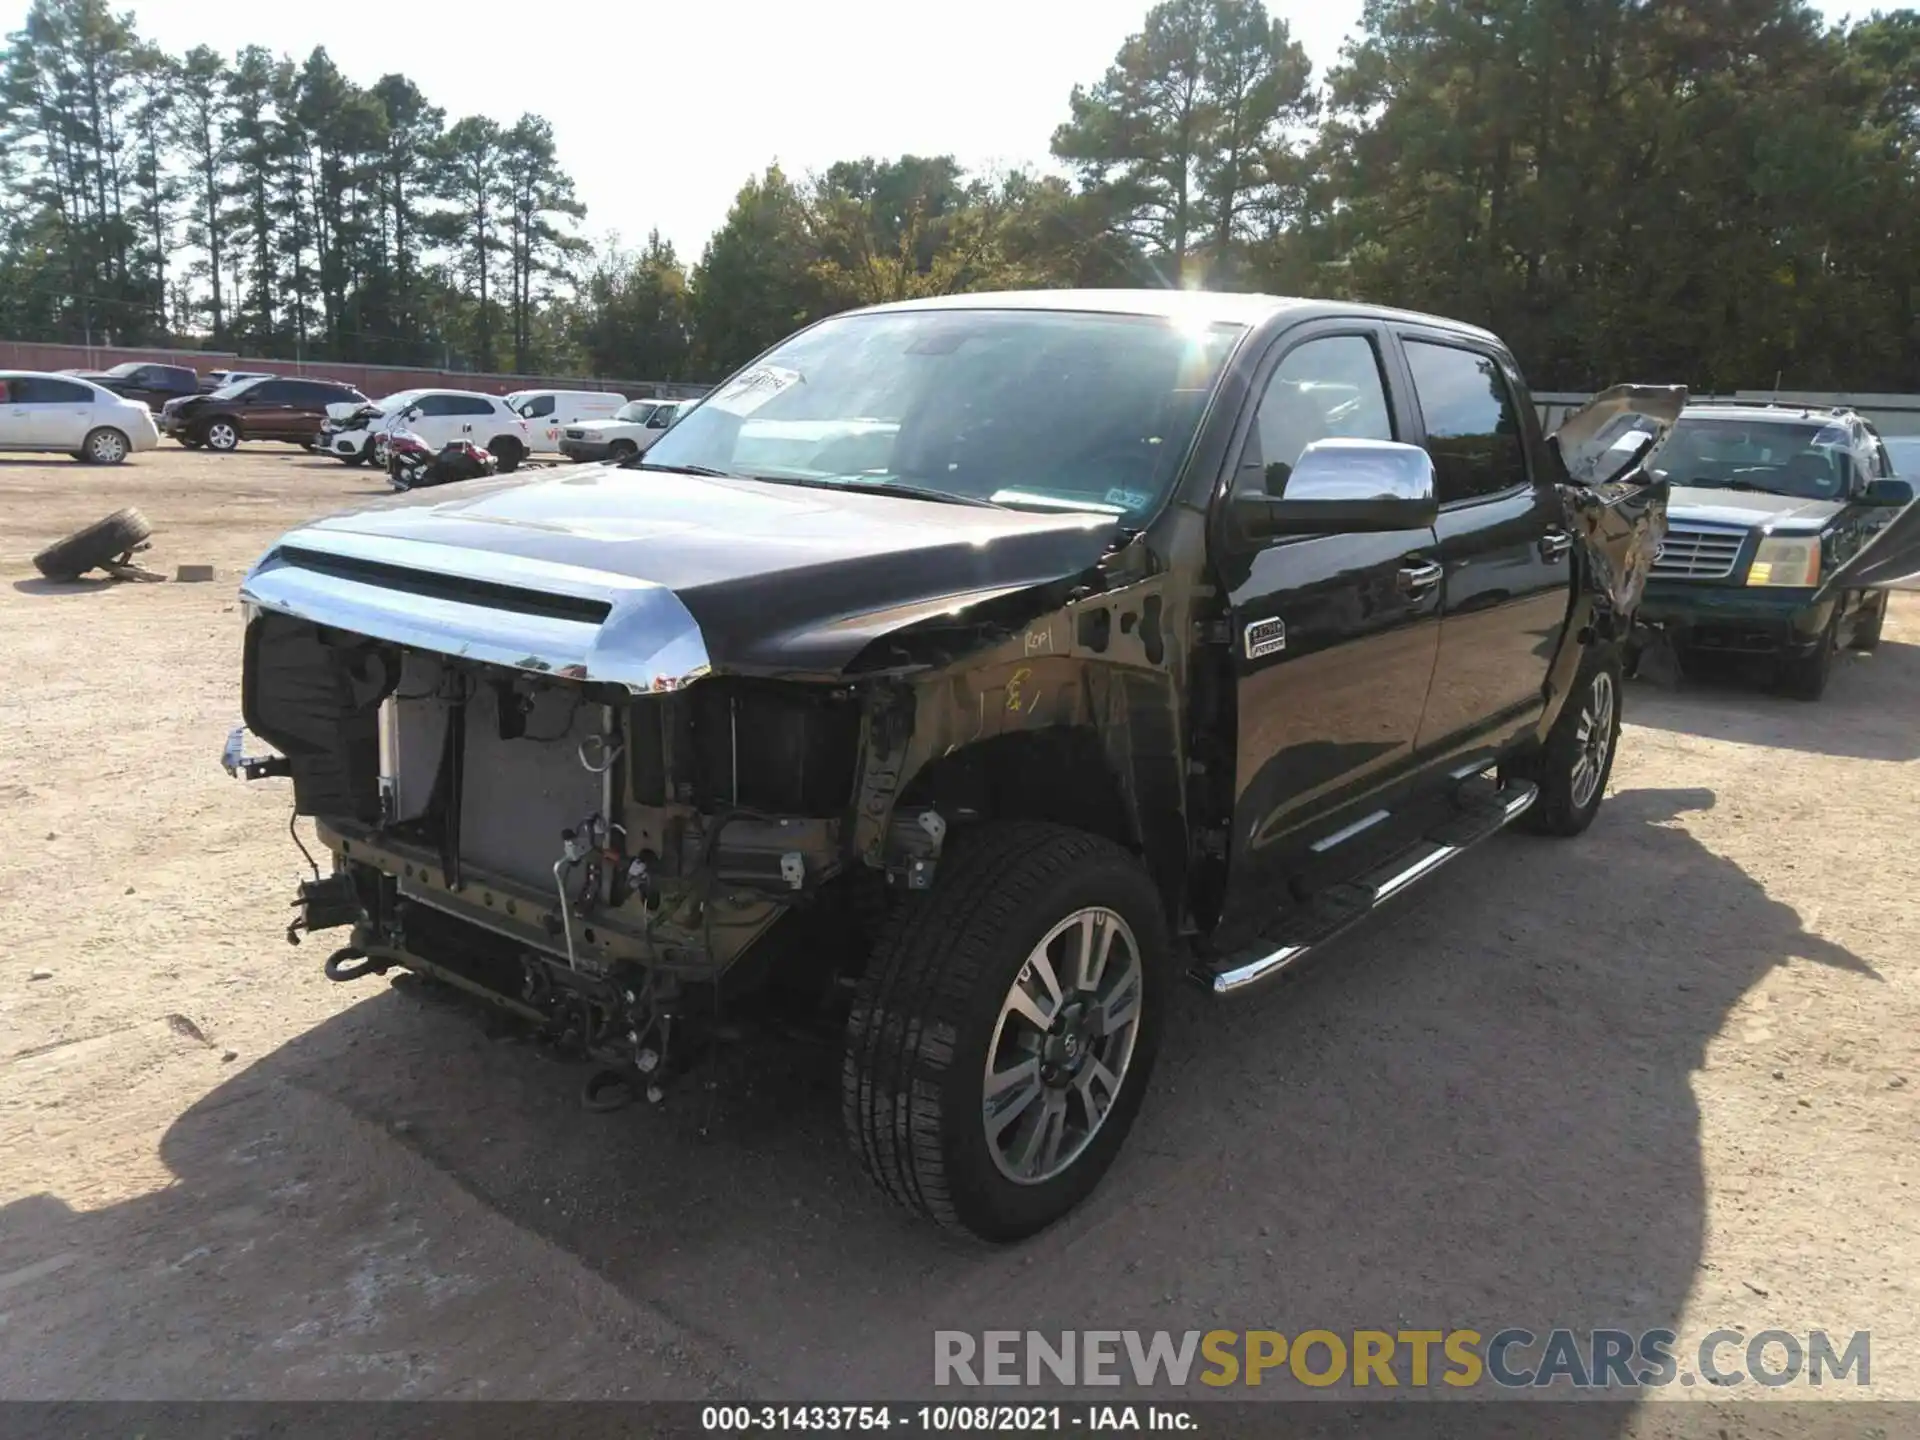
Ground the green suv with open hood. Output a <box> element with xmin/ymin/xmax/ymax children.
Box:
<box><xmin>1637</xmin><ymin>403</ymin><xmax>1916</xmax><ymax>699</ymax></box>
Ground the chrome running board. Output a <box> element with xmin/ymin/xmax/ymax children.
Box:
<box><xmin>1193</xmin><ymin>781</ymin><xmax>1539</xmax><ymax>998</ymax></box>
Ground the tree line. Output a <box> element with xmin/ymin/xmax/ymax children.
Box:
<box><xmin>4</xmin><ymin>0</ymin><xmax>1917</xmax><ymax>393</ymax></box>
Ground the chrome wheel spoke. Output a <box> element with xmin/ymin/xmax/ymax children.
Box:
<box><xmin>1003</xmin><ymin>985</ymin><xmax>1053</xmax><ymax>1033</ymax></box>
<box><xmin>985</xmin><ymin>1054</ymin><xmax>1039</xmax><ymax>1100</ymax></box>
<box><xmin>1075</xmin><ymin>911</ymin><xmax>1117</xmax><ymax>992</ymax></box>
<box><xmin>986</xmin><ymin>1070</ymin><xmax>1045</xmax><ymax>1141</ymax></box>
<box><xmin>1073</xmin><ymin>1057</ymin><xmax>1121</xmax><ymax>1124</ymax></box>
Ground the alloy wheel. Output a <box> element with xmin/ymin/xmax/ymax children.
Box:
<box><xmin>1569</xmin><ymin>669</ymin><xmax>1615</xmax><ymax>810</ymax></box>
<box><xmin>983</xmin><ymin>906</ymin><xmax>1144</xmax><ymax>1186</ymax></box>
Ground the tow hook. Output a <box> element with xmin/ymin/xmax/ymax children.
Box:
<box><xmin>220</xmin><ymin>725</ymin><xmax>290</xmax><ymax>781</ymax></box>
<box><xmin>323</xmin><ymin>946</ymin><xmax>387</xmax><ymax>983</ymax></box>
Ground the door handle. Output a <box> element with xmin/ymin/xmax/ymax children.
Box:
<box><xmin>1397</xmin><ymin>560</ymin><xmax>1444</xmax><ymax>596</ymax></box>
<box><xmin>1540</xmin><ymin>529</ymin><xmax>1574</xmax><ymax>561</ymax></box>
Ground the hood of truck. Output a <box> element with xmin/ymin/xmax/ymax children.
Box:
<box><xmin>240</xmin><ymin>465</ymin><xmax>1122</xmax><ymax>686</ymax></box>
<box><xmin>1661</xmin><ymin>485</ymin><xmax>1843</xmax><ymax>534</ymax></box>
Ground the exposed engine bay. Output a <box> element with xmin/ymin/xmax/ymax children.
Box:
<box><xmin>234</xmin><ymin>604</ymin><xmax>953</xmax><ymax>1100</ymax></box>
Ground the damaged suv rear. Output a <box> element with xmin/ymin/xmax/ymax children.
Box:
<box><xmin>228</xmin><ymin>291</ymin><xmax>1675</xmax><ymax>1240</ymax></box>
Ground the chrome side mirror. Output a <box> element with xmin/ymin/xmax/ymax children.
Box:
<box><xmin>1234</xmin><ymin>438</ymin><xmax>1439</xmax><ymax>537</ymax></box>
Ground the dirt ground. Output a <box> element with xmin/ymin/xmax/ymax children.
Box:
<box><xmin>1</xmin><ymin>447</ymin><xmax>1915</xmax><ymax>1412</ymax></box>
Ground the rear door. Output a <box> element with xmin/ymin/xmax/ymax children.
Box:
<box><xmin>1396</xmin><ymin>332</ymin><xmax>1570</xmax><ymax>758</ymax></box>
<box><xmin>14</xmin><ymin>376</ymin><xmax>97</xmax><ymax>447</ymax></box>
<box><xmin>1217</xmin><ymin>323</ymin><xmax>1442</xmax><ymax>930</ymax></box>
<box><xmin>238</xmin><ymin>380</ymin><xmax>298</xmax><ymax>438</ymax></box>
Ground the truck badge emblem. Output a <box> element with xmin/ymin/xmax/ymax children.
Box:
<box><xmin>1244</xmin><ymin>617</ymin><xmax>1287</xmax><ymax>659</ymax></box>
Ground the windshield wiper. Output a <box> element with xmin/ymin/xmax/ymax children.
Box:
<box><xmin>628</xmin><ymin>460</ymin><xmax>738</xmax><ymax>478</ymax></box>
<box><xmin>775</xmin><ymin>477</ymin><xmax>1010</xmax><ymax>509</ymax></box>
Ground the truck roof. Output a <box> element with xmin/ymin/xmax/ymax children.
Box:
<box><xmin>850</xmin><ymin>288</ymin><xmax>1501</xmax><ymax>343</ymax></box>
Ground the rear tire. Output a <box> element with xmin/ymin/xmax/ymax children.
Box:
<box><xmin>844</xmin><ymin>822</ymin><xmax>1164</xmax><ymax>1242</ymax></box>
<box><xmin>32</xmin><ymin>507</ymin><xmax>152</xmax><ymax>581</ymax></box>
<box><xmin>488</xmin><ymin>436</ymin><xmax>523</xmax><ymax>473</ymax></box>
<box><xmin>81</xmin><ymin>427</ymin><xmax>130</xmax><ymax>465</ymax></box>
<box><xmin>1509</xmin><ymin>647</ymin><xmax>1622</xmax><ymax>838</ymax></box>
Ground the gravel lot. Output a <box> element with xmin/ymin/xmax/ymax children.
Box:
<box><xmin>1</xmin><ymin>447</ymin><xmax>1915</xmax><ymax>1414</ymax></box>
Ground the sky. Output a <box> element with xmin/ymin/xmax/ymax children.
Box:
<box><xmin>28</xmin><ymin>0</ymin><xmax>1870</xmax><ymax>266</ymax></box>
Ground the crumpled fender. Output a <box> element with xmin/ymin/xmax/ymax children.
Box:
<box><xmin>1561</xmin><ymin>473</ymin><xmax>1670</xmax><ymax>619</ymax></box>
<box><xmin>1547</xmin><ymin>384</ymin><xmax>1688</xmax><ymax>619</ymax></box>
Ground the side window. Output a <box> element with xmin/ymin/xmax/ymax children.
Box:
<box><xmin>1404</xmin><ymin>341</ymin><xmax>1529</xmax><ymax>503</ymax></box>
<box><xmin>412</xmin><ymin>394</ymin><xmax>453</xmax><ymax>417</ymax></box>
<box><xmin>249</xmin><ymin>380</ymin><xmax>293</xmax><ymax>403</ymax></box>
<box><xmin>523</xmin><ymin>395</ymin><xmax>554</xmax><ymax>418</ymax></box>
<box><xmin>1233</xmin><ymin>334</ymin><xmax>1394</xmax><ymax>498</ymax></box>
<box><xmin>648</xmin><ymin>404</ymin><xmax>677</xmax><ymax>428</ymax></box>
<box><xmin>15</xmin><ymin>377</ymin><xmax>90</xmax><ymax>403</ymax></box>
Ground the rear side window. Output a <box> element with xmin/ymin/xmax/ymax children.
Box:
<box><xmin>1404</xmin><ymin>340</ymin><xmax>1529</xmax><ymax>503</ymax></box>
<box><xmin>1234</xmin><ymin>334</ymin><xmax>1394</xmax><ymax>498</ymax></box>
<box><xmin>249</xmin><ymin>381</ymin><xmax>293</xmax><ymax>402</ymax></box>
<box><xmin>15</xmin><ymin>376</ymin><xmax>92</xmax><ymax>403</ymax></box>
<box><xmin>447</xmin><ymin>396</ymin><xmax>496</xmax><ymax>416</ymax></box>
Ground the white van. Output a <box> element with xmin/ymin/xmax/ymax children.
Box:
<box><xmin>507</xmin><ymin>389</ymin><xmax>627</xmax><ymax>454</ymax></box>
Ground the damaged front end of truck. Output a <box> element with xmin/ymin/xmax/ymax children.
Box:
<box><xmin>224</xmin><ymin>474</ymin><xmax>1192</xmax><ymax>1104</ymax></box>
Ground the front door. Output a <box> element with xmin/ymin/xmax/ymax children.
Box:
<box><xmin>1218</xmin><ymin>327</ymin><xmax>1442</xmax><ymax>931</ymax></box>
<box><xmin>1398</xmin><ymin>335</ymin><xmax>1571</xmax><ymax>755</ymax></box>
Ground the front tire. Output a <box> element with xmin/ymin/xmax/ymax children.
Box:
<box><xmin>200</xmin><ymin>418</ymin><xmax>240</xmax><ymax>452</ymax></box>
<box><xmin>844</xmin><ymin>822</ymin><xmax>1165</xmax><ymax>1242</ymax></box>
<box><xmin>1511</xmin><ymin>647</ymin><xmax>1622</xmax><ymax>838</ymax></box>
<box><xmin>608</xmin><ymin>439</ymin><xmax>638</xmax><ymax>463</ymax></box>
<box><xmin>340</xmin><ymin>447</ymin><xmax>370</xmax><ymax>467</ymax></box>
<box><xmin>1848</xmin><ymin>592</ymin><xmax>1886</xmax><ymax>652</ymax></box>
<box><xmin>1777</xmin><ymin>612</ymin><xmax>1838</xmax><ymax>701</ymax></box>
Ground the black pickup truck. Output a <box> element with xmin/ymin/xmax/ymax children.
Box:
<box><xmin>64</xmin><ymin>360</ymin><xmax>200</xmax><ymax>411</ymax></box>
<box><xmin>224</xmin><ymin>291</ymin><xmax>1680</xmax><ymax>1241</ymax></box>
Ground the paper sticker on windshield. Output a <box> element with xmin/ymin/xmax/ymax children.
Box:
<box><xmin>1103</xmin><ymin>487</ymin><xmax>1153</xmax><ymax>510</ymax></box>
<box><xmin>708</xmin><ymin>366</ymin><xmax>802</xmax><ymax>417</ymax></box>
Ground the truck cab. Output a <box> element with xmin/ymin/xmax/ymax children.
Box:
<box><xmin>225</xmin><ymin>291</ymin><xmax>1675</xmax><ymax>1242</ymax></box>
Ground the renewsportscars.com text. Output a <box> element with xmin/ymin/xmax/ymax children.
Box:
<box><xmin>934</xmin><ymin>1328</ymin><xmax>1870</xmax><ymax>1390</ymax></box>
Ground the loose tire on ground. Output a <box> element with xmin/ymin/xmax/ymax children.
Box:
<box><xmin>843</xmin><ymin>821</ymin><xmax>1165</xmax><ymax>1242</ymax></box>
<box><xmin>1508</xmin><ymin>645</ymin><xmax>1624</xmax><ymax>838</ymax></box>
<box><xmin>32</xmin><ymin>507</ymin><xmax>153</xmax><ymax>581</ymax></box>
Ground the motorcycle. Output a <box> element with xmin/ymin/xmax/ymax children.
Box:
<box><xmin>387</xmin><ymin>430</ymin><xmax>498</xmax><ymax>491</ymax></box>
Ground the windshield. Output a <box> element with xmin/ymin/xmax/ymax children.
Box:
<box><xmin>1656</xmin><ymin>417</ymin><xmax>1856</xmax><ymax>500</ymax></box>
<box><xmin>210</xmin><ymin>377</ymin><xmax>263</xmax><ymax>400</ymax></box>
<box><xmin>639</xmin><ymin>308</ymin><xmax>1246</xmax><ymax>517</ymax></box>
<box><xmin>615</xmin><ymin>400</ymin><xmax>659</xmax><ymax>423</ymax></box>
<box><xmin>103</xmin><ymin>362</ymin><xmax>143</xmax><ymax>377</ymax></box>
